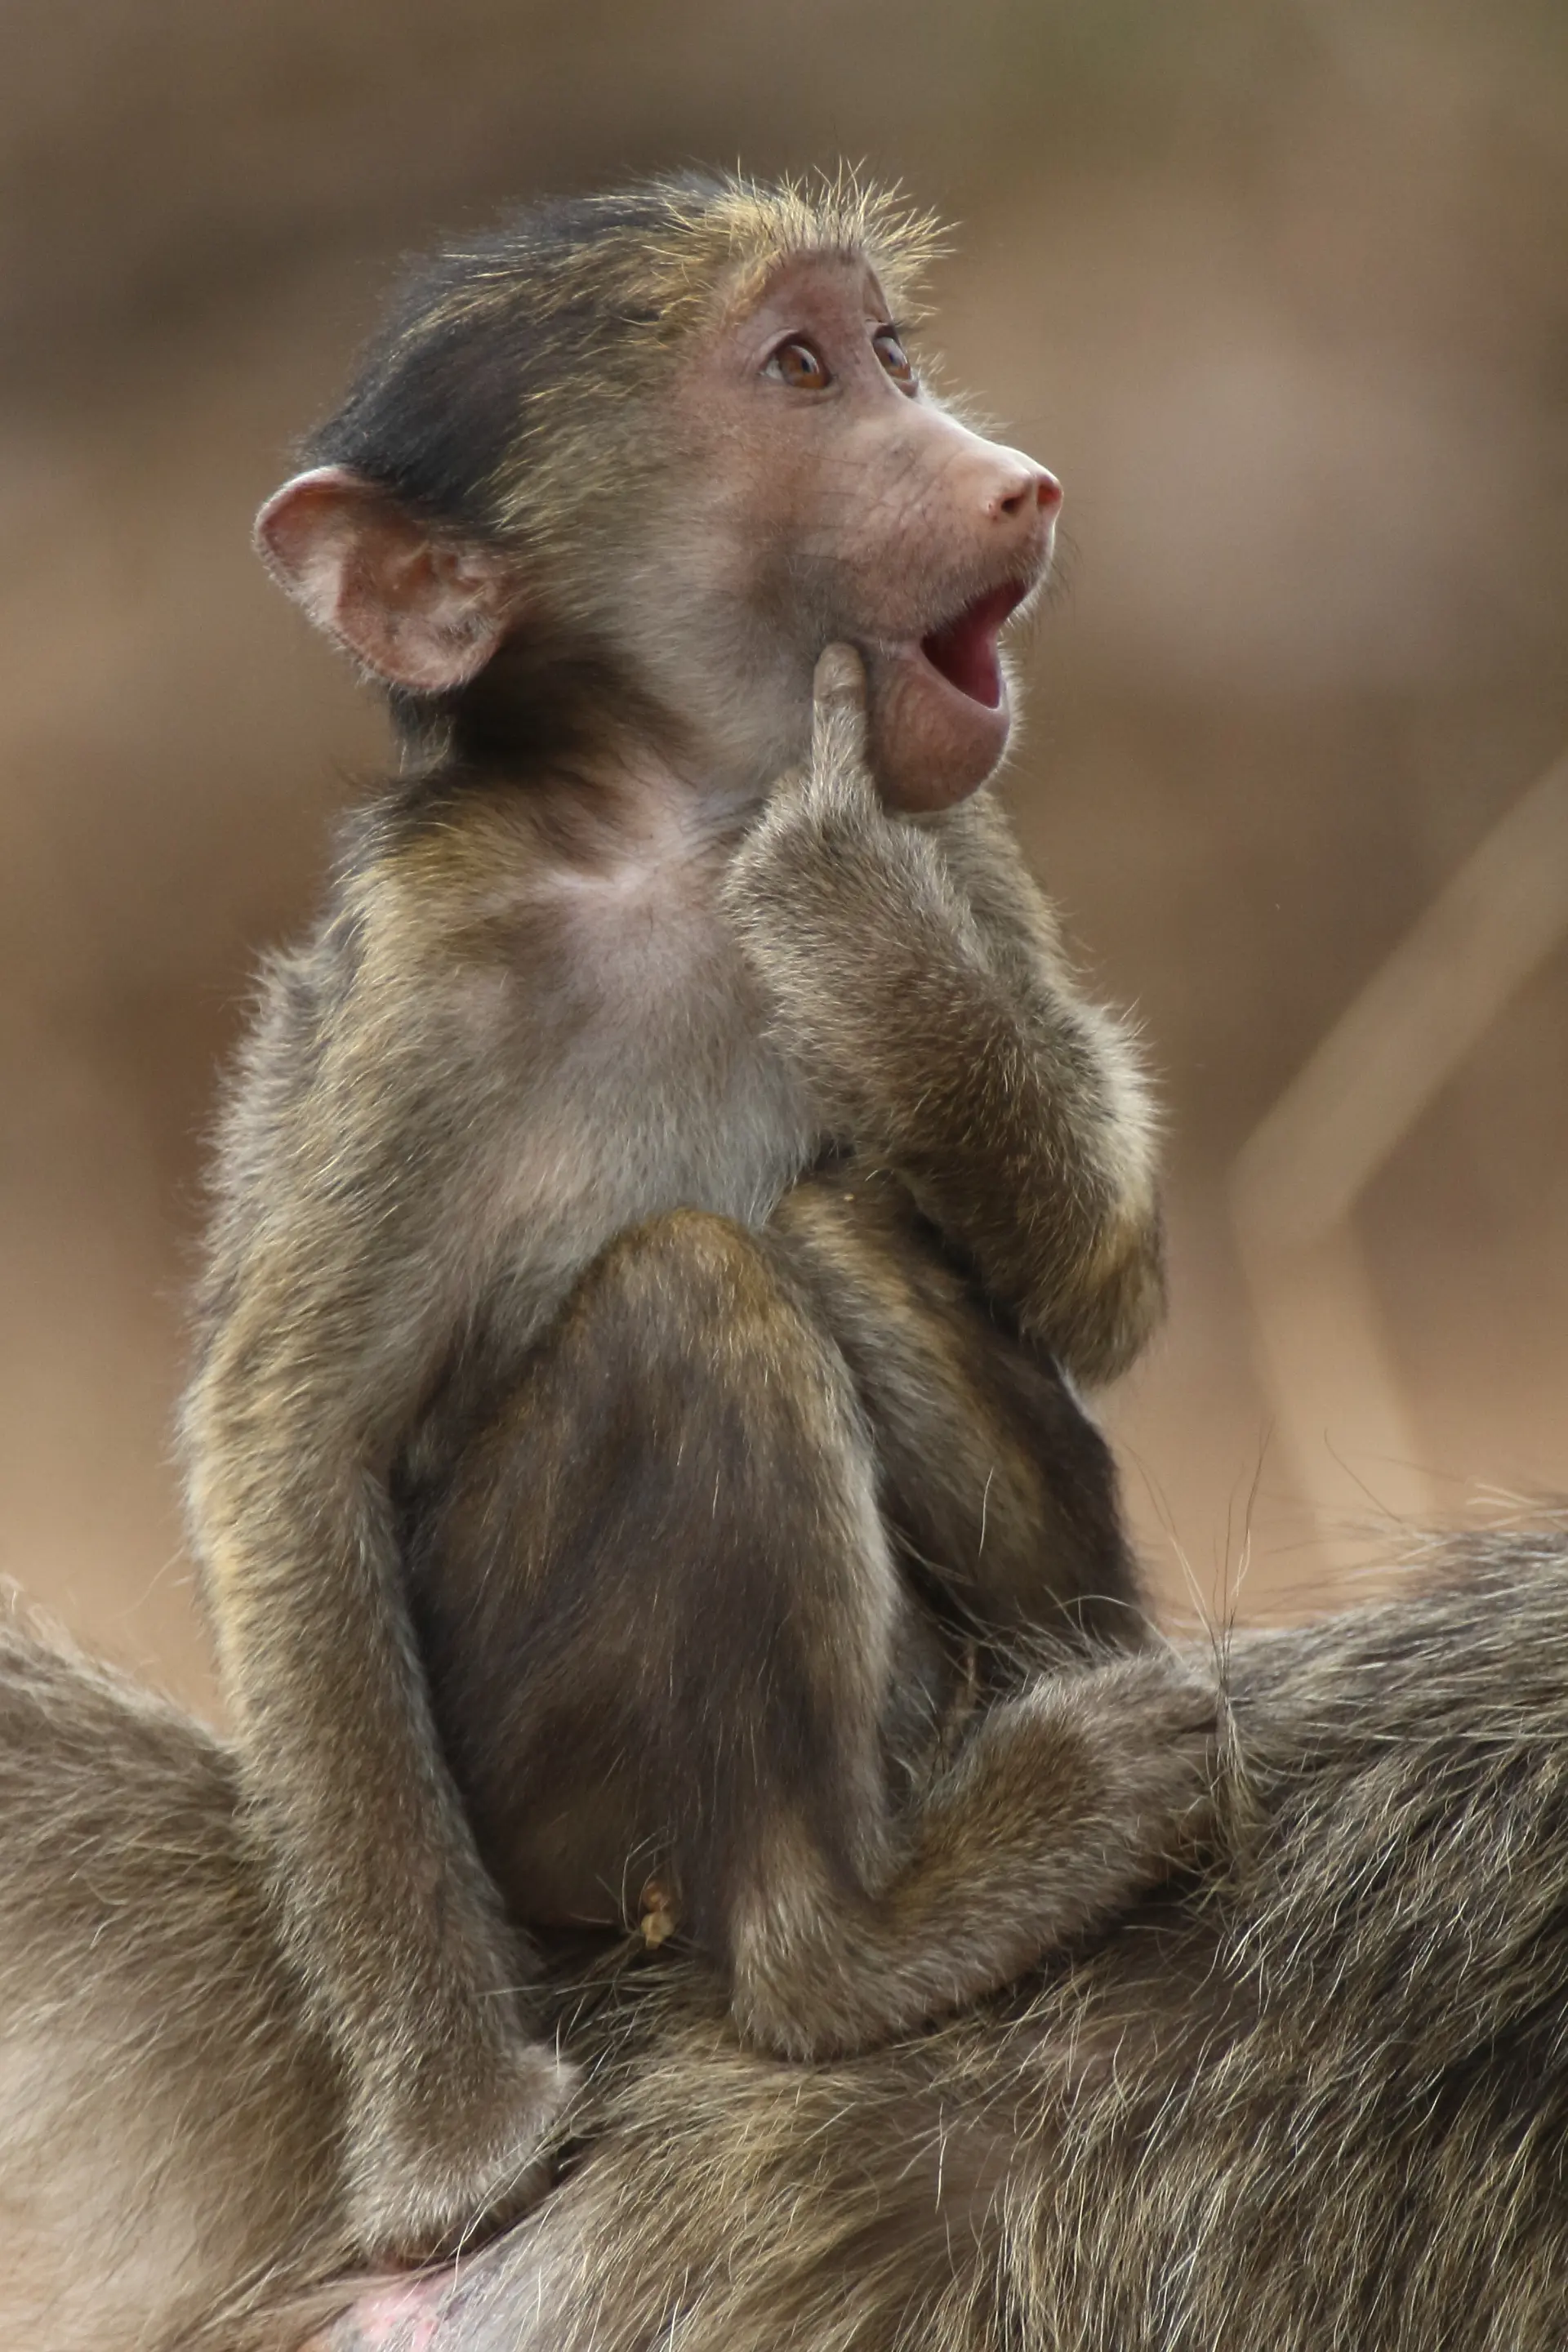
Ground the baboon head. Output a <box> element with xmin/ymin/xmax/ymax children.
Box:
<box><xmin>256</xmin><ymin>171</ymin><xmax>1060</xmax><ymax>812</ymax></box>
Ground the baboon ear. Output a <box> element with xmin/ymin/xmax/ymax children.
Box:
<box><xmin>255</xmin><ymin>466</ymin><xmax>518</xmax><ymax>693</ymax></box>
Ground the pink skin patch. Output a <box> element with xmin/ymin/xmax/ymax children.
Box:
<box><xmin>304</xmin><ymin>2273</ymin><xmax>451</xmax><ymax>2352</ymax></box>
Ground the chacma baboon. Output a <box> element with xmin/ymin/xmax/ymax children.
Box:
<box><xmin>179</xmin><ymin>170</ymin><xmax>1205</xmax><ymax>2260</ymax></box>
<box><xmin>293</xmin><ymin>1526</ymin><xmax>1568</xmax><ymax>2352</ymax></box>
<box><xmin>5</xmin><ymin>1533</ymin><xmax>1568</xmax><ymax>2350</ymax></box>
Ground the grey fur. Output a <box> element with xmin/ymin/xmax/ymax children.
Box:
<box><xmin>6</xmin><ymin>1529</ymin><xmax>1568</xmax><ymax>2348</ymax></box>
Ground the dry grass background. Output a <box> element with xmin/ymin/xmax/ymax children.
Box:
<box><xmin>1</xmin><ymin>0</ymin><xmax>1566</xmax><ymax>1711</ymax></box>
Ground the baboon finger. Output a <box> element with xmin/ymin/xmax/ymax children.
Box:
<box><xmin>811</xmin><ymin>642</ymin><xmax>869</xmax><ymax>777</ymax></box>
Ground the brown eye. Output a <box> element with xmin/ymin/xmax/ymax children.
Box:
<box><xmin>873</xmin><ymin>327</ymin><xmax>916</xmax><ymax>391</ymax></box>
<box><xmin>765</xmin><ymin>339</ymin><xmax>831</xmax><ymax>391</ymax></box>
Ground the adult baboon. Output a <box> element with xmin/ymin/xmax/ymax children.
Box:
<box><xmin>4</xmin><ymin>1526</ymin><xmax>1567</xmax><ymax>2350</ymax></box>
<box><xmin>299</xmin><ymin>1524</ymin><xmax>1568</xmax><ymax>2352</ymax></box>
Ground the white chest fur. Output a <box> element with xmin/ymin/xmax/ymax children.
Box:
<box><xmin>486</xmin><ymin>804</ymin><xmax>816</xmax><ymax>1313</ymax></box>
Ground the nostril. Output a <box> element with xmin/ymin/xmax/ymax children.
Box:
<box><xmin>991</xmin><ymin>469</ymin><xmax>1062</xmax><ymax>522</ymax></box>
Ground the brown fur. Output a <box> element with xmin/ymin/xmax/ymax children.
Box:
<box><xmin>177</xmin><ymin>170</ymin><xmax>1178</xmax><ymax>2261</ymax></box>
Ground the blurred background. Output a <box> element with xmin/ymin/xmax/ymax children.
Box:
<box><xmin>2</xmin><ymin>0</ymin><xmax>1566</xmax><ymax>1709</ymax></box>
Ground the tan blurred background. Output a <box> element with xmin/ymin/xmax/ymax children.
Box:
<box><xmin>2</xmin><ymin>0</ymin><xmax>1566</xmax><ymax>1711</ymax></box>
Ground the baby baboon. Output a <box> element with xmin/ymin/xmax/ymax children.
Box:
<box><xmin>182</xmin><ymin>170</ymin><xmax>1202</xmax><ymax>2262</ymax></box>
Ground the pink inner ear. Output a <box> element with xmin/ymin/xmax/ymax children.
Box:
<box><xmin>255</xmin><ymin>466</ymin><xmax>515</xmax><ymax>693</ymax></box>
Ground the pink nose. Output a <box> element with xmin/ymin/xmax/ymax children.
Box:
<box><xmin>988</xmin><ymin>466</ymin><xmax>1062</xmax><ymax>522</ymax></box>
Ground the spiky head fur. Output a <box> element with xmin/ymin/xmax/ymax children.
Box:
<box><xmin>307</xmin><ymin>170</ymin><xmax>946</xmax><ymax>557</ymax></box>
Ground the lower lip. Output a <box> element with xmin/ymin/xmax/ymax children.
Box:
<box><xmin>917</xmin><ymin>581</ymin><xmax>1029</xmax><ymax>710</ymax></box>
<box><xmin>872</xmin><ymin>639</ymin><xmax>1013</xmax><ymax>810</ymax></box>
<box><xmin>895</xmin><ymin>637</ymin><xmax>1012</xmax><ymax>736</ymax></box>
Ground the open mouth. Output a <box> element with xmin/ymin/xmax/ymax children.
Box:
<box><xmin>919</xmin><ymin>580</ymin><xmax>1030</xmax><ymax>709</ymax></box>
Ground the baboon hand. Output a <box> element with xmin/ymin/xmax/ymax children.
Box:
<box><xmin>345</xmin><ymin>2036</ymin><xmax>577</xmax><ymax>2264</ymax></box>
<box><xmin>729</xmin><ymin>640</ymin><xmax>949</xmax><ymax>884</ymax></box>
<box><xmin>722</xmin><ymin>643</ymin><xmax>979</xmax><ymax>1097</ymax></box>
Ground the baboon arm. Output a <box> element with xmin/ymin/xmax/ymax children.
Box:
<box><xmin>934</xmin><ymin>791</ymin><xmax>1165</xmax><ymax>1372</ymax></box>
<box><xmin>185</xmin><ymin>1019</ymin><xmax>568</xmax><ymax>2253</ymax></box>
<box><xmin>768</xmin><ymin>1164</ymin><xmax>1145</xmax><ymax>1644</ymax></box>
<box><xmin>724</xmin><ymin>678</ymin><xmax>1162</xmax><ymax>1382</ymax></box>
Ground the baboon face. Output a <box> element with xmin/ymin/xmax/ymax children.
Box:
<box><xmin>639</xmin><ymin>252</ymin><xmax>1062</xmax><ymax>813</ymax></box>
<box><xmin>258</xmin><ymin>241</ymin><xmax>1059</xmax><ymax>815</ymax></box>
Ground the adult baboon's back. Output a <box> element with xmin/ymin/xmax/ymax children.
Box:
<box><xmin>371</xmin><ymin>1527</ymin><xmax>1566</xmax><ymax>2352</ymax></box>
<box><xmin>5</xmin><ymin>1532</ymin><xmax>1568</xmax><ymax>2351</ymax></box>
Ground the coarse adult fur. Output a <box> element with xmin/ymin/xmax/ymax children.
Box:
<box><xmin>4</xmin><ymin>1526</ymin><xmax>1568</xmax><ymax>2350</ymax></box>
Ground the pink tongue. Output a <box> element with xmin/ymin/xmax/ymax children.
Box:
<box><xmin>920</xmin><ymin>584</ymin><xmax>1023</xmax><ymax>708</ymax></box>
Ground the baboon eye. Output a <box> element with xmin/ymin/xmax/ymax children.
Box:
<box><xmin>872</xmin><ymin>328</ymin><xmax>916</xmax><ymax>392</ymax></box>
<box><xmin>765</xmin><ymin>339</ymin><xmax>832</xmax><ymax>391</ymax></box>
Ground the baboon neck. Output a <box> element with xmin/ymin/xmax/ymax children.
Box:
<box><xmin>386</xmin><ymin>623</ymin><xmax>765</xmax><ymax>840</ymax></box>
<box><xmin>399</xmin><ymin>623</ymin><xmax>670</xmax><ymax>775</ymax></box>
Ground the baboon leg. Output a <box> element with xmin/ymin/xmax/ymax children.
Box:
<box><xmin>410</xmin><ymin>1209</ymin><xmax>1213</xmax><ymax>2060</ymax></box>
<box><xmin>770</xmin><ymin>1161</ymin><xmax>1148</xmax><ymax>1651</ymax></box>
